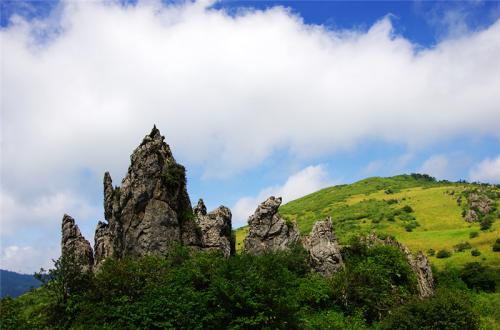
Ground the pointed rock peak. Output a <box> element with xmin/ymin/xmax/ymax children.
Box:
<box><xmin>62</xmin><ymin>214</ymin><xmax>82</xmax><ymax>242</ymax></box>
<box><xmin>149</xmin><ymin>124</ymin><xmax>163</xmax><ymax>140</ymax></box>
<box><xmin>61</xmin><ymin>214</ymin><xmax>94</xmax><ymax>272</ymax></box>
<box><xmin>104</xmin><ymin>171</ymin><xmax>112</xmax><ymax>185</ymax></box>
<box><xmin>194</xmin><ymin>198</ymin><xmax>207</xmax><ymax>216</ymax></box>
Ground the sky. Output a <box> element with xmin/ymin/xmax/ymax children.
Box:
<box><xmin>1</xmin><ymin>0</ymin><xmax>500</xmax><ymax>273</ymax></box>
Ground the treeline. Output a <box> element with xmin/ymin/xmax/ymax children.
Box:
<box><xmin>1</xmin><ymin>240</ymin><xmax>498</xmax><ymax>329</ymax></box>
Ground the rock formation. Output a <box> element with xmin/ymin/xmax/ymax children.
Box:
<box><xmin>468</xmin><ymin>192</ymin><xmax>493</xmax><ymax>215</ymax></box>
<box><xmin>97</xmin><ymin>125</ymin><xmax>200</xmax><ymax>262</ymax></box>
<box><xmin>302</xmin><ymin>218</ymin><xmax>343</xmax><ymax>277</ymax></box>
<box><xmin>243</xmin><ymin>196</ymin><xmax>301</xmax><ymax>255</ymax></box>
<box><xmin>61</xmin><ymin>214</ymin><xmax>94</xmax><ymax>272</ymax></box>
<box><xmin>194</xmin><ymin>199</ymin><xmax>235</xmax><ymax>258</ymax></box>
<box><xmin>362</xmin><ymin>233</ymin><xmax>435</xmax><ymax>298</ymax></box>
<box><xmin>61</xmin><ymin>126</ymin><xmax>234</xmax><ymax>270</ymax></box>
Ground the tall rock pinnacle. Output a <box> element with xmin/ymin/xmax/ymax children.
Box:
<box><xmin>94</xmin><ymin>126</ymin><xmax>200</xmax><ymax>267</ymax></box>
<box><xmin>61</xmin><ymin>214</ymin><xmax>94</xmax><ymax>272</ymax></box>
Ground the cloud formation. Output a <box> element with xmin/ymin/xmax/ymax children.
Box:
<box><xmin>0</xmin><ymin>245</ymin><xmax>58</xmax><ymax>274</ymax></box>
<box><xmin>232</xmin><ymin>165</ymin><xmax>332</xmax><ymax>227</ymax></box>
<box><xmin>419</xmin><ymin>155</ymin><xmax>450</xmax><ymax>180</ymax></box>
<box><xmin>469</xmin><ymin>156</ymin><xmax>500</xmax><ymax>183</ymax></box>
<box><xmin>1</xmin><ymin>0</ymin><xmax>500</xmax><ymax>270</ymax></box>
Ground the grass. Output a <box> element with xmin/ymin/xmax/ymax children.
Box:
<box><xmin>234</xmin><ymin>175</ymin><xmax>500</xmax><ymax>270</ymax></box>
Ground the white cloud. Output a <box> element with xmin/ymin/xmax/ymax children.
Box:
<box><xmin>419</xmin><ymin>155</ymin><xmax>449</xmax><ymax>179</ymax></box>
<box><xmin>469</xmin><ymin>155</ymin><xmax>500</xmax><ymax>183</ymax></box>
<box><xmin>0</xmin><ymin>190</ymin><xmax>98</xmax><ymax>239</ymax></box>
<box><xmin>2</xmin><ymin>1</ymin><xmax>500</xmax><ymax>188</ymax></box>
<box><xmin>232</xmin><ymin>165</ymin><xmax>332</xmax><ymax>227</ymax></box>
<box><xmin>1</xmin><ymin>0</ymin><xmax>500</xmax><ymax>268</ymax></box>
<box><xmin>0</xmin><ymin>245</ymin><xmax>59</xmax><ymax>274</ymax></box>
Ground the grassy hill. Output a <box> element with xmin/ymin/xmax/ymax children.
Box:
<box><xmin>235</xmin><ymin>174</ymin><xmax>500</xmax><ymax>270</ymax></box>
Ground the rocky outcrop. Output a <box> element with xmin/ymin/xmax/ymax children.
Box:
<box><xmin>195</xmin><ymin>199</ymin><xmax>235</xmax><ymax>258</ymax></box>
<box><xmin>468</xmin><ymin>193</ymin><xmax>493</xmax><ymax>215</ymax></box>
<box><xmin>464</xmin><ymin>209</ymin><xmax>478</xmax><ymax>223</ymax></box>
<box><xmin>302</xmin><ymin>218</ymin><xmax>343</xmax><ymax>277</ymax></box>
<box><xmin>61</xmin><ymin>126</ymin><xmax>240</xmax><ymax>270</ymax></box>
<box><xmin>61</xmin><ymin>214</ymin><xmax>94</xmax><ymax>272</ymax></box>
<box><xmin>362</xmin><ymin>233</ymin><xmax>435</xmax><ymax>298</ymax></box>
<box><xmin>94</xmin><ymin>126</ymin><xmax>201</xmax><ymax>263</ymax></box>
<box><xmin>243</xmin><ymin>196</ymin><xmax>301</xmax><ymax>255</ymax></box>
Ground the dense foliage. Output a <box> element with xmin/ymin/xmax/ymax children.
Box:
<box><xmin>382</xmin><ymin>290</ymin><xmax>480</xmax><ymax>330</ymax></box>
<box><xmin>0</xmin><ymin>242</ymin><xmax>414</xmax><ymax>329</ymax></box>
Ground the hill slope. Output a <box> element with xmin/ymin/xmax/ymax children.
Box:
<box><xmin>235</xmin><ymin>175</ymin><xmax>500</xmax><ymax>270</ymax></box>
<box><xmin>0</xmin><ymin>270</ymin><xmax>41</xmax><ymax>298</ymax></box>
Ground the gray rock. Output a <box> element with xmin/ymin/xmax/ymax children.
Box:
<box><xmin>195</xmin><ymin>199</ymin><xmax>235</xmax><ymax>258</ymax></box>
<box><xmin>93</xmin><ymin>221</ymin><xmax>114</xmax><ymax>271</ymax></box>
<box><xmin>243</xmin><ymin>196</ymin><xmax>300</xmax><ymax>255</ymax></box>
<box><xmin>302</xmin><ymin>218</ymin><xmax>343</xmax><ymax>276</ymax></box>
<box><xmin>362</xmin><ymin>233</ymin><xmax>435</xmax><ymax>298</ymax></box>
<box><xmin>93</xmin><ymin>126</ymin><xmax>202</xmax><ymax>266</ymax></box>
<box><xmin>464</xmin><ymin>209</ymin><xmax>478</xmax><ymax>223</ymax></box>
<box><xmin>61</xmin><ymin>214</ymin><xmax>93</xmax><ymax>272</ymax></box>
<box><xmin>468</xmin><ymin>192</ymin><xmax>493</xmax><ymax>216</ymax></box>
<box><xmin>194</xmin><ymin>198</ymin><xmax>207</xmax><ymax>217</ymax></box>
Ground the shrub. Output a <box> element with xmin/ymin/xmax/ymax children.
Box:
<box><xmin>427</xmin><ymin>248</ymin><xmax>435</xmax><ymax>257</ymax></box>
<box><xmin>493</xmin><ymin>238</ymin><xmax>500</xmax><ymax>252</ymax></box>
<box><xmin>332</xmin><ymin>242</ymin><xmax>417</xmax><ymax>323</ymax></box>
<box><xmin>480</xmin><ymin>216</ymin><xmax>493</xmax><ymax>230</ymax></box>
<box><xmin>401</xmin><ymin>205</ymin><xmax>414</xmax><ymax>213</ymax></box>
<box><xmin>381</xmin><ymin>290</ymin><xmax>479</xmax><ymax>330</ymax></box>
<box><xmin>469</xmin><ymin>231</ymin><xmax>479</xmax><ymax>239</ymax></box>
<box><xmin>471</xmin><ymin>249</ymin><xmax>481</xmax><ymax>257</ymax></box>
<box><xmin>459</xmin><ymin>262</ymin><xmax>497</xmax><ymax>292</ymax></box>
<box><xmin>453</xmin><ymin>241</ymin><xmax>472</xmax><ymax>252</ymax></box>
<box><xmin>436</xmin><ymin>249</ymin><xmax>451</xmax><ymax>258</ymax></box>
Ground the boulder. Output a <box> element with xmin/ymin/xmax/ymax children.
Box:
<box><xmin>243</xmin><ymin>196</ymin><xmax>300</xmax><ymax>255</ymax></box>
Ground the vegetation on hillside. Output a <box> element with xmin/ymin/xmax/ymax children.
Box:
<box><xmin>2</xmin><ymin>240</ymin><xmax>498</xmax><ymax>329</ymax></box>
<box><xmin>235</xmin><ymin>175</ymin><xmax>500</xmax><ymax>270</ymax></box>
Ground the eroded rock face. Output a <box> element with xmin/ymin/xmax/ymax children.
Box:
<box><xmin>195</xmin><ymin>199</ymin><xmax>235</xmax><ymax>258</ymax></box>
<box><xmin>94</xmin><ymin>126</ymin><xmax>201</xmax><ymax>264</ymax></box>
<box><xmin>243</xmin><ymin>196</ymin><xmax>300</xmax><ymax>255</ymax></box>
<box><xmin>93</xmin><ymin>221</ymin><xmax>114</xmax><ymax>270</ymax></box>
<box><xmin>363</xmin><ymin>233</ymin><xmax>435</xmax><ymax>298</ymax></box>
<box><xmin>61</xmin><ymin>214</ymin><xmax>94</xmax><ymax>272</ymax></box>
<box><xmin>302</xmin><ymin>218</ymin><xmax>343</xmax><ymax>277</ymax></box>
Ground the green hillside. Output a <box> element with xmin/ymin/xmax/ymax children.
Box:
<box><xmin>235</xmin><ymin>174</ymin><xmax>500</xmax><ymax>270</ymax></box>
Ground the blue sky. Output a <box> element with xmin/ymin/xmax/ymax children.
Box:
<box><xmin>1</xmin><ymin>0</ymin><xmax>500</xmax><ymax>273</ymax></box>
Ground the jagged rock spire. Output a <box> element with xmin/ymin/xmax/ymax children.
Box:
<box><xmin>61</xmin><ymin>214</ymin><xmax>93</xmax><ymax>272</ymax></box>
<box><xmin>94</xmin><ymin>126</ymin><xmax>199</xmax><ymax>263</ymax></box>
<box><xmin>194</xmin><ymin>198</ymin><xmax>207</xmax><ymax>217</ymax></box>
<box><xmin>58</xmin><ymin>126</ymin><xmax>248</xmax><ymax>271</ymax></box>
<box><xmin>243</xmin><ymin>196</ymin><xmax>300</xmax><ymax>255</ymax></box>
